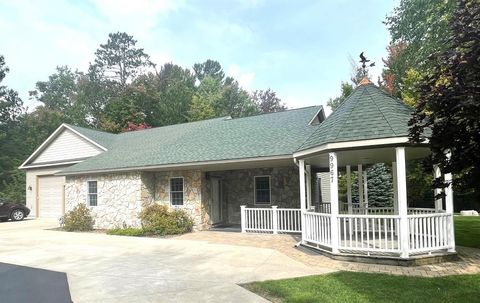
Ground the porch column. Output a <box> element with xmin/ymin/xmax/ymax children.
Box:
<box><xmin>299</xmin><ymin>159</ymin><xmax>307</xmax><ymax>243</ymax></box>
<box><xmin>433</xmin><ymin>165</ymin><xmax>443</xmax><ymax>212</ymax></box>
<box><xmin>363</xmin><ymin>170</ymin><xmax>369</xmax><ymax>210</ymax></box>
<box><xmin>306</xmin><ymin>165</ymin><xmax>312</xmax><ymax>210</ymax></box>
<box><xmin>358</xmin><ymin>164</ymin><xmax>364</xmax><ymax>206</ymax></box>
<box><xmin>329</xmin><ymin>152</ymin><xmax>340</xmax><ymax>253</ymax></box>
<box><xmin>396</xmin><ymin>147</ymin><xmax>409</xmax><ymax>258</ymax></box>
<box><xmin>346</xmin><ymin>165</ymin><xmax>352</xmax><ymax>214</ymax></box>
<box><xmin>444</xmin><ymin>152</ymin><xmax>455</xmax><ymax>252</ymax></box>
<box><xmin>392</xmin><ymin>162</ymin><xmax>398</xmax><ymax>215</ymax></box>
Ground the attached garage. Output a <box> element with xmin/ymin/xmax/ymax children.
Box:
<box><xmin>37</xmin><ymin>176</ymin><xmax>65</xmax><ymax>218</ymax></box>
<box><xmin>19</xmin><ymin>124</ymin><xmax>114</xmax><ymax>218</ymax></box>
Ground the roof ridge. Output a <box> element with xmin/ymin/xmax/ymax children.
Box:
<box><xmin>364</xmin><ymin>85</ymin><xmax>398</xmax><ymax>136</ymax></box>
<box><xmin>226</xmin><ymin>105</ymin><xmax>320</xmax><ymax>121</ymax></box>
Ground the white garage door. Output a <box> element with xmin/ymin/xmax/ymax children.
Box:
<box><xmin>38</xmin><ymin>176</ymin><xmax>65</xmax><ymax>218</ymax></box>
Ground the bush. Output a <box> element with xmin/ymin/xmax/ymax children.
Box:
<box><xmin>139</xmin><ymin>204</ymin><xmax>193</xmax><ymax>236</ymax></box>
<box><xmin>63</xmin><ymin>203</ymin><xmax>94</xmax><ymax>232</ymax></box>
<box><xmin>107</xmin><ymin>227</ymin><xmax>145</xmax><ymax>237</ymax></box>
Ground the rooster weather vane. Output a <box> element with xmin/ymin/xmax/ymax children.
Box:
<box><xmin>359</xmin><ymin>52</ymin><xmax>375</xmax><ymax>76</ymax></box>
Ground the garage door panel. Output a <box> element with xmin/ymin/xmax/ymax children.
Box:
<box><xmin>38</xmin><ymin>176</ymin><xmax>64</xmax><ymax>218</ymax></box>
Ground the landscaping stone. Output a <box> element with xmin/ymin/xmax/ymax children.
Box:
<box><xmin>460</xmin><ymin>210</ymin><xmax>479</xmax><ymax>216</ymax></box>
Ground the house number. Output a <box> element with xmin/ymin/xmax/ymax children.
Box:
<box><xmin>329</xmin><ymin>155</ymin><xmax>335</xmax><ymax>183</ymax></box>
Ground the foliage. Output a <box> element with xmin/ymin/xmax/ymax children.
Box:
<box><xmin>139</xmin><ymin>204</ymin><xmax>193</xmax><ymax>236</ymax></box>
<box><xmin>244</xmin><ymin>271</ymin><xmax>480</xmax><ymax>303</ymax></box>
<box><xmin>454</xmin><ymin>216</ymin><xmax>480</xmax><ymax>248</ymax></box>
<box><xmin>107</xmin><ymin>227</ymin><xmax>145</xmax><ymax>237</ymax></box>
<box><xmin>123</xmin><ymin>122</ymin><xmax>151</xmax><ymax>132</ymax></box>
<box><xmin>383</xmin><ymin>0</ymin><xmax>455</xmax><ymax>99</ymax></box>
<box><xmin>327</xmin><ymin>81</ymin><xmax>353</xmax><ymax>111</ymax></box>
<box><xmin>366</xmin><ymin>164</ymin><xmax>393</xmax><ymax>207</ymax></box>
<box><xmin>193</xmin><ymin>59</ymin><xmax>225</xmax><ymax>82</ymax></box>
<box><xmin>406</xmin><ymin>160</ymin><xmax>433</xmax><ymax>208</ymax></box>
<box><xmin>93</xmin><ymin>32</ymin><xmax>152</xmax><ymax>87</ymax></box>
<box><xmin>63</xmin><ymin>203</ymin><xmax>94</xmax><ymax>232</ymax></box>
<box><xmin>409</xmin><ymin>0</ymin><xmax>480</xmax><ymax>194</ymax></box>
<box><xmin>251</xmin><ymin>89</ymin><xmax>287</xmax><ymax>113</ymax></box>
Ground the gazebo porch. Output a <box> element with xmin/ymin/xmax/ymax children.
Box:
<box><xmin>240</xmin><ymin>145</ymin><xmax>456</xmax><ymax>260</ymax></box>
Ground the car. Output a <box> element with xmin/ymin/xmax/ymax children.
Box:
<box><xmin>0</xmin><ymin>198</ymin><xmax>30</xmax><ymax>222</ymax></box>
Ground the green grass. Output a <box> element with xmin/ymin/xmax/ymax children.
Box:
<box><xmin>106</xmin><ymin>227</ymin><xmax>145</xmax><ymax>236</ymax></box>
<box><xmin>244</xmin><ymin>272</ymin><xmax>480</xmax><ymax>303</ymax></box>
<box><xmin>455</xmin><ymin>215</ymin><xmax>480</xmax><ymax>248</ymax></box>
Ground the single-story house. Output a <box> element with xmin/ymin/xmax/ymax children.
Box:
<box><xmin>19</xmin><ymin>78</ymin><xmax>456</xmax><ymax>260</ymax></box>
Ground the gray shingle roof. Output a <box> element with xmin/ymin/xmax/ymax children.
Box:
<box><xmin>298</xmin><ymin>83</ymin><xmax>413</xmax><ymax>151</ymax></box>
<box><xmin>66</xmin><ymin>124</ymin><xmax>117</xmax><ymax>149</ymax></box>
<box><xmin>60</xmin><ymin>106</ymin><xmax>322</xmax><ymax>174</ymax></box>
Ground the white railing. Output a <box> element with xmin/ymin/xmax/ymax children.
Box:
<box><xmin>277</xmin><ymin>208</ymin><xmax>302</xmax><ymax>233</ymax></box>
<box><xmin>318</xmin><ymin>203</ymin><xmax>331</xmax><ymax>214</ymax></box>
<box><xmin>303</xmin><ymin>212</ymin><xmax>331</xmax><ymax>247</ymax></box>
<box><xmin>337</xmin><ymin>215</ymin><xmax>401</xmax><ymax>252</ymax></box>
<box><xmin>408</xmin><ymin>213</ymin><xmax>452</xmax><ymax>253</ymax></box>
<box><xmin>240</xmin><ymin>206</ymin><xmax>301</xmax><ymax>234</ymax></box>
<box><xmin>408</xmin><ymin>208</ymin><xmax>437</xmax><ymax>215</ymax></box>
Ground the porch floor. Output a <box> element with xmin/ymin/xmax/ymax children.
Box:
<box><xmin>175</xmin><ymin>231</ymin><xmax>480</xmax><ymax>277</ymax></box>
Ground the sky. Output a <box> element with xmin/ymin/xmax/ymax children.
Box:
<box><xmin>0</xmin><ymin>0</ymin><xmax>398</xmax><ymax>114</ymax></box>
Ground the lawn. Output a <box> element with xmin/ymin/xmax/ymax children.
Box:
<box><xmin>244</xmin><ymin>271</ymin><xmax>480</xmax><ymax>303</ymax></box>
<box><xmin>455</xmin><ymin>215</ymin><xmax>480</xmax><ymax>248</ymax></box>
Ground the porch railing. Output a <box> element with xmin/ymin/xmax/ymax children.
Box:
<box><xmin>408</xmin><ymin>213</ymin><xmax>452</xmax><ymax>253</ymax></box>
<box><xmin>303</xmin><ymin>212</ymin><xmax>331</xmax><ymax>247</ymax></box>
<box><xmin>337</xmin><ymin>215</ymin><xmax>401</xmax><ymax>252</ymax></box>
<box><xmin>240</xmin><ymin>206</ymin><xmax>301</xmax><ymax>234</ymax></box>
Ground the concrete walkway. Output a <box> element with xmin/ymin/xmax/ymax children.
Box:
<box><xmin>177</xmin><ymin>230</ymin><xmax>480</xmax><ymax>277</ymax></box>
<box><xmin>0</xmin><ymin>219</ymin><xmax>335</xmax><ymax>303</ymax></box>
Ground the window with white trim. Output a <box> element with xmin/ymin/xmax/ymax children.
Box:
<box><xmin>170</xmin><ymin>177</ymin><xmax>184</xmax><ymax>206</ymax></box>
<box><xmin>88</xmin><ymin>181</ymin><xmax>97</xmax><ymax>206</ymax></box>
<box><xmin>254</xmin><ymin>176</ymin><xmax>271</xmax><ymax>204</ymax></box>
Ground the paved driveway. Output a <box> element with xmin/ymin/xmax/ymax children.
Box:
<box><xmin>0</xmin><ymin>219</ymin><xmax>334</xmax><ymax>302</ymax></box>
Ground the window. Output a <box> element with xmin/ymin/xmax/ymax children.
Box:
<box><xmin>254</xmin><ymin>176</ymin><xmax>271</xmax><ymax>204</ymax></box>
<box><xmin>88</xmin><ymin>181</ymin><xmax>97</xmax><ymax>206</ymax></box>
<box><xmin>170</xmin><ymin>177</ymin><xmax>184</xmax><ymax>206</ymax></box>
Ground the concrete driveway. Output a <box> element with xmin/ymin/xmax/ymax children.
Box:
<box><xmin>0</xmin><ymin>219</ymin><xmax>334</xmax><ymax>302</ymax></box>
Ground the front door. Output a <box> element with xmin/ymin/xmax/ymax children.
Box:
<box><xmin>211</xmin><ymin>179</ymin><xmax>222</xmax><ymax>224</ymax></box>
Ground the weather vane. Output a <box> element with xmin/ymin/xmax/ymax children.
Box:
<box><xmin>359</xmin><ymin>52</ymin><xmax>375</xmax><ymax>76</ymax></box>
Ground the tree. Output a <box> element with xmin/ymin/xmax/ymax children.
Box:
<box><xmin>193</xmin><ymin>59</ymin><xmax>225</xmax><ymax>82</ymax></box>
<box><xmin>409</xmin><ymin>0</ymin><xmax>480</xmax><ymax>195</ymax></box>
<box><xmin>0</xmin><ymin>55</ymin><xmax>26</xmax><ymax>201</ymax></box>
<box><xmin>366</xmin><ymin>164</ymin><xmax>393</xmax><ymax>207</ymax></box>
<box><xmin>252</xmin><ymin>89</ymin><xmax>287</xmax><ymax>113</ymax></box>
<box><xmin>93</xmin><ymin>32</ymin><xmax>152</xmax><ymax>87</ymax></box>
<box><xmin>384</xmin><ymin>0</ymin><xmax>455</xmax><ymax>99</ymax></box>
<box><xmin>188</xmin><ymin>76</ymin><xmax>222</xmax><ymax>121</ymax></box>
<box><xmin>327</xmin><ymin>82</ymin><xmax>354</xmax><ymax>111</ymax></box>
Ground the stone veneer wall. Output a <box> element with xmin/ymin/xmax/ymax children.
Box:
<box><xmin>65</xmin><ymin>173</ymin><xmax>143</xmax><ymax>229</ymax></box>
<box><xmin>140</xmin><ymin>170</ymin><xmax>208</xmax><ymax>229</ymax></box>
<box><xmin>210</xmin><ymin>166</ymin><xmax>299</xmax><ymax>224</ymax></box>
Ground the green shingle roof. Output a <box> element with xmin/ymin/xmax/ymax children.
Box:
<box><xmin>298</xmin><ymin>83</ymin><xmax>413</xmax><ymax>151</ymax></box>
<box><xmin>66</xmin><ymin>124</ymin><xmax>117</xmax><ymax>149</ymax></box>
<box><xmin>60</xmin><ymin>106</ymin><xmax>322</xmax><ymax>174</ymax></box>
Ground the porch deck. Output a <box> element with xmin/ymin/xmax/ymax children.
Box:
<box><xmin>240</xmin><ymin>206</ymin><xmax>455</xmax><ymax>260</ymax></box>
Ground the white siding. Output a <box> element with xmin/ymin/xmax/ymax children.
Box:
<box><xmin>32</xmin><ymin>129</ymin><xmax>102</xmax><ymax>164</ymax></box>
<box><xmin>317</xmin><ymin>172</ymin><xmax>331</xmax><ymax>204</ymax></box>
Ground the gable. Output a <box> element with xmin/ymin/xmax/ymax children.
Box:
<box><xmin>30</xmin><ymin>128</ymin><xmax>103</xmax><ymax>166</ymax></box>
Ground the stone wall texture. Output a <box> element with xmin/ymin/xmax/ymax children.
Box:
<box><xmin>65</xmin><ymin>166</ymin><xmax>299</xmax><ymax>230</ymax></box>
<box><xmin>65</xmin><ymin>173</ymin><xmax>143</xmax><ymax>229</ymax></box>
<box><xmin>140</xmin><ymin>170</ymin><xmax>207</xmax><ymax>229</ymax></box>
<box><xmin>210</xmin><ymin>166</ymin><xmax>299</xmax><ymax>224</ymax></box>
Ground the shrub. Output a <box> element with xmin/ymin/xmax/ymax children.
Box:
<box><xmin>107</xmin><ymin>227</ymin><xmax>145</xmax><ymax>237</ymax></box>
<box><xmin>63</xmin><ymin>203</ymin><xmax>94</xmax><ymax>232</ymax></box>
<box><xmin>139</xmin><ymin>204</ymin><xmax>193</xmax><ymax>236</ymax></box>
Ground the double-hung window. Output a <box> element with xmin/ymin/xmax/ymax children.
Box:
<box><xmin>254</xmin><ymin>176</ymin><xmax>271</xmax><ymax>205</ymax></box>
<box><xmin>88</xmin><ymin>181</ymin><xmax>97</xmax><ymax>206</ymax></box>
<box><xmin>170</xmin><ymin>177</ymin><xmax>184</xmax><ymax>206</ymax></box>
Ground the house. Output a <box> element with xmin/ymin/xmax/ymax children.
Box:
<box><xmin>19</xmin><ymin>78</ymin><xmax>456</xmax><ymax>261</ymax></box>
